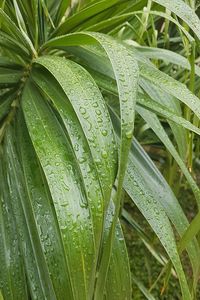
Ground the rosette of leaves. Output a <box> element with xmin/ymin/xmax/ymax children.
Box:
<box><xmin>1</xmin><ymin>1</ymin><xmax>200</xmax><ymax>300</ymax></box>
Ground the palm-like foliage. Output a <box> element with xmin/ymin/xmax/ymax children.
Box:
<box><xmin>0</xmin><ymin>0</ymin><xmax>200</xmax><ymax>299</ymax></box>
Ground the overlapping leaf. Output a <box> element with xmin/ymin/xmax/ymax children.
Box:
<box><xmin>42</xmin><ymin>32</ymin><xmax>139</xmax><ymax>295</ymax></box>
<box><xmin>0</xmin><ymin>149</ymin><xmax>28</xmax><ymax>300</ymax></box>
<box><xmin>22</xmin><ymin>81</ymin><xmax>97</xmax><ymax>299</ymax></box>
<box><xmin>153</xmin><ymin>0</ymin><xmax>200</xmax><ymax>39</ymax></box>
<box><xmin>1</xmin><ymin>0</ymin><xmax>200</xmax><ymax>299</ymax></box>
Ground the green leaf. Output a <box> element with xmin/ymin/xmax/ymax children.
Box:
<box><xmin>153</xmin><ymin>0</ymin><xmax>200</xmax><ymax>39</ymax></box>
<box><xmin>16</xmin><ymin>110</ymin><xmax>74</xmax><ymax>299</ymax></box>
<box><xmin>84</xmin><ymin>10</ymin><xmax>194</xmax><ymax>42</ymax></box>
<box><xmin>122</xmin><ymin>209</ymin><xmax>171</xmax><ymax>269</ymax></box>
<box><xmin>53</xmin><ymin>0</ymin><xmax>128</xmax><ymax>35</ymax></box>
<box><xmin>139</xmin><ymin>78</ymin><xmax>188</xmax><ymax>161</ymax></box>
<box><xmin>0</xmin><ymin>67</ymin><xmax>22</xmax><ymax>85</ymax></box>
<box><xmin>54</xmin><ymin>0</ymin><xmax>71</xmax><ymax>26</ymax></box>
<box><xmin>56</xmin><ymin>42</ymin><xmax>200</xmax><ymax>125</ymax></box>
<box><xmin>52</xmin><ymin>41</ymin><xmax>199</xmax><ymax>294</ymax></box>
<box><xmin>32</xmin><ymin>63</ymin><xmax>114</xmax><ymax>296</ymax></box>
<box><xmin>90</xmin><ymin>69</ymin><xmax>200</xmax><ymax>137</ymax></box>
<box><xmin>105</xmin><ymin>222</ymin><xmax>132</xmax><ymax>300</ymax></box>
<box><xmin>42</xmin><ymin>31</ymin><xmax>139</xmax><ymax>296</ymax></box>
<box><xmin>178</xmin><ymin>211</ymin><xmax>200</xmax><ymax>254</ymax></box>
<box><xmin>130</xmin><ymin>45</ymin><xmax>200</xmax><ymax>77</ymax></box>
<box><xmin>0</xmin><ymin>56</ymin><xmax>23</xmax><ymax>68</ymax></box>
<box><xmin>13</xmin><ymin>0</ymin><xmax>28</xmax><ymax>34</ymax></box>
<box><xmin>39</xmin><ymin>0</ymin><xmax>55</xmax><ymax>30</ymax></box>
<box><xmin>136</xmin><ymin>106</ymin><xmax>200</xmax><ymax>208</ymax></box>
<box><xmin>31</xmin><ymin>63</ymin><xmax>131</xmax><ymax>300</ymax></box>
<box><xmin>0</xmin><ymin>290</ymin><xmax>4</xmax><ymax>300</ymax></box>
<box><xmin>84</xmin><ymin>57</ymin><xmax>188</xmax><ymax>162</ymax></box>
<box><xmin>0</xmin><ymin>151</ymin><xmax>28</xmax><ymax>300</ymax></box>
<box><xmin>31</xmin><ymin>0</ymin><xmax>39</xmax><ymax>48</ymax></box>
<box><xmin>93</xmin><ymin>69</ymin><xmax>200</xmax><ymax>292</ymax></box>
<box><xmin>123</xmin><ymin>138</ymin><xmax>192</xmax><ymax>300</ymax></box>
<box><xmin>33</xmin><ymin>57</ymin><xmax>117</xmax><ymax>206</ymax></box>
<box><xmin>139</xmin><ymin>62</ymin><xmax>200</xmax><ymax>119</ymax></box>
<box><xmin>22</xmin><ymin>80</ymin><xmax>99</xmax><ymax>299</ymax></box>
<box><xmin>0</xmin><ymin>31</ymin><xmax>30</xmax><ymax>58</ymax></box>
<box><xmin>132</xmin><ymin>274</ymin><xmax>156</xmax><ymax>300</ymax></box>
<box><xmin>60</xmin><ymin>42</ymin><xmax>200</xmax><ymax>208</ymax></box>
<box><xmin>0</xmin><ymin>9</ymin><xmax>32</xmax><ymax>53</ymax></box>
<box><xmin>0</xmin><ymin>90</ymin><xmax>15</xmax><ymax>121</ymax></box>
<box><xmin>138</xmin><ymin>93</ymin><xmax>200</xmax><ymax>135</ymax></box>
<box><xmin>111</xmin><ymin>111</ymin><xmax>198</xmax><ymax>300</ymax></box>
<box><xmin>3</xmin><ymin>125</ymin><xmax>55</xmax><ymax>299</ymax></box>
<box><xmin>43</xmin><ymin>32</ymin><xmax>139</xmax><ymax>191</ymax></box>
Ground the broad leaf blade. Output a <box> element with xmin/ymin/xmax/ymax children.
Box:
<box><xmin>31</xmin><ymin>65</ymin><xmax>131</xmax><ymax>299</ymax></box>
<box><xmin>16</xmin><ymin>110</ymin><xmax>74</xmax><ymax>299</ymax></box>
<box><xmin>3</xmin><ymin>125</ymin><xmax>55</xmax><ymax>299</ymax></box>
<box><xmin>22</xmin><ymin>81</ymin><xmax>97</xmax><ymax>300</ymax></box>
<box><xmin>42</xmin><ymin>31</ymin><xmax>139</xmax><ymax>295</ymax></box>
<box><xmin>0</xmin><ymin>153</ymin><xmax>28</xmax><ymax>300</ymax></box>
<box><xmin>33</xmin><ymin>57</ymin><xmax>117</xmax><ymax>206</ymax></box>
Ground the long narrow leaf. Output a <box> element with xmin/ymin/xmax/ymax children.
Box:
<box><xmin>17</xmin><ymin>111</ymin><xmax>74</xmax><ymax>299</ymax></box>
<box><xmin>31</xmin><ymin>66</ymin><xmax>131</xmax><ymax>300</ymax></box>
<box><xmin>0</xmin><ymin>151</ymin><xmax>28</xmax><ymax>300</ymax></box>
<box><xmin>153</xmin><ymin>0</ymin><xmax>200</xmax><ymax>39</ymax></box>
<box><xmin>22</xmin><ymin>81</ymin><xmax>100</xmax><ymax>299</ymax></box>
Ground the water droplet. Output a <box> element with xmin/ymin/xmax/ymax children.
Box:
<box><xmin>95</xmin><ymin>158</ymin><xmax>101</xmax><ymax>164</ymax></box>
<box><xmin>95</xmin><ymin>109</ymin><xmax>101</xmax><ymax>116</ymax></box>
<box><xmin>79</xmin><ymin>157</ymin><xmax>86</xmax><ymax>164</ymax></box>
<box><xmin>74</xmin><ymin>143</ymin><xmax>79</xmax><ymax>151</ymax></box>
<box><xmin>79</xmin><ymin>107</ymin><xmax>86</xmax><ymax>115</ymax></box>
<box><xmin>101</xmin><ymin>150</ymin><xmax>108</xmax><ymax>159</ymax></box>
<box><xmin>101</xmin><ymin>130</ymin><xmax>108</xmax><ymax>136</ymax></box>
<box><xmin>125</xmin><ymin>130</ymin><xmax>133</xmax><ymax>139</ymax></box>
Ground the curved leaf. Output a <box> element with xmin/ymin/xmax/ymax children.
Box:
<box><xmin>98</xmin><ymin>73</ymin><xmax>200</xmax><ymax>291</ymax></box>
<box><xmin>3</xmin><ymin>125</ymin><xmax>56</xmax><ymax>300</ymax></box>
<box><xmin>111</xmin><ymin>111</ymin><xmax>199</xmax><ymax>300</ymax></box>
<box><xmin>153</xmin><ymin>0</ymin><xmax>200</xmax><ymax>39</ymax></box>
<box><xmin>178</xmin><ymin>211</ymin><xmax>200</xmax><ymax>254</ymax></box>
<box><xmin>0</xmin><ymin>31</ymin><xmax>30</xmax><ymax>58</ymax></box>
<box><xmin>0</xmin><ymin>90</ymin><xmax>16</xmax><ymax>121</ymax></box>
<box><xmin>16</xmin><ymin>111</ymin><xmax>74</xmax><ymax>300</ymax></box>
<box><xmin>139</xmin><ymin>78</ymin><xmax>188</xmax><ymax>161</ymax></box>
<box><xmin>0</xmin><ymin>67</ymin><xmax>22</xmax><ymax>85</ymax></box>
<box><xmin>129</xmin><ymin>45</ymin><xmax>200</xmax><ymax>77</ymax></box>
<box><xmin>22</xmin><ymin>81</ymin><xmax>96</xmax><ymax>300</ymax></box>
<box><xmin>31</xmin><ymin>65</ymin><xmax>131</xmax><ymax>300</ymax></box>
<box><xmin>41</xmin><ymin>32</ymin><xmax>139</xmax><ymax>295</ymax></box>
<box><xmin>53</xmin><ymin>0</ymin><xmax>128</xmax><ymax>35</ymax></box>
<box><xmin>0</xmin><ymin>152</ymin><xmax>28</xmax><ymax>300</ymax></box>
<box><xmin>123</xmin><ymin>139</ymin><xmax>192</xmax><ymax>300</ymax></box>
<box><xmin>90</xmin><ymin>69</ymin><xmax>200</xmax><ymax>137</ymax></box>
<box><xmin>33</xmin><ymin>57</ymin><xmax>117</xmax><ymax>206</ymax></box>
<box><xmin>43</xmin><ymin>32</ymin><xmax>139</xmax><ymax>182</ymax></box>
<box><xmin>85</xmin><ymin>10</ymin><xmax>194</xmax><ymax>41</ymax></box>
<box><xmin>0</xmin><ymin>8</ymin><xmax>32</xmax><ymax>53</ymax></box>
<box><xmin>137</xmin><ymin>106</ymin><xmax>200</xmax><ymax>208</ymax></box>
<box><xmin>139</xmin><ymin>62</ymin><xmax>200</xmax><ymax>119</ymax></box>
